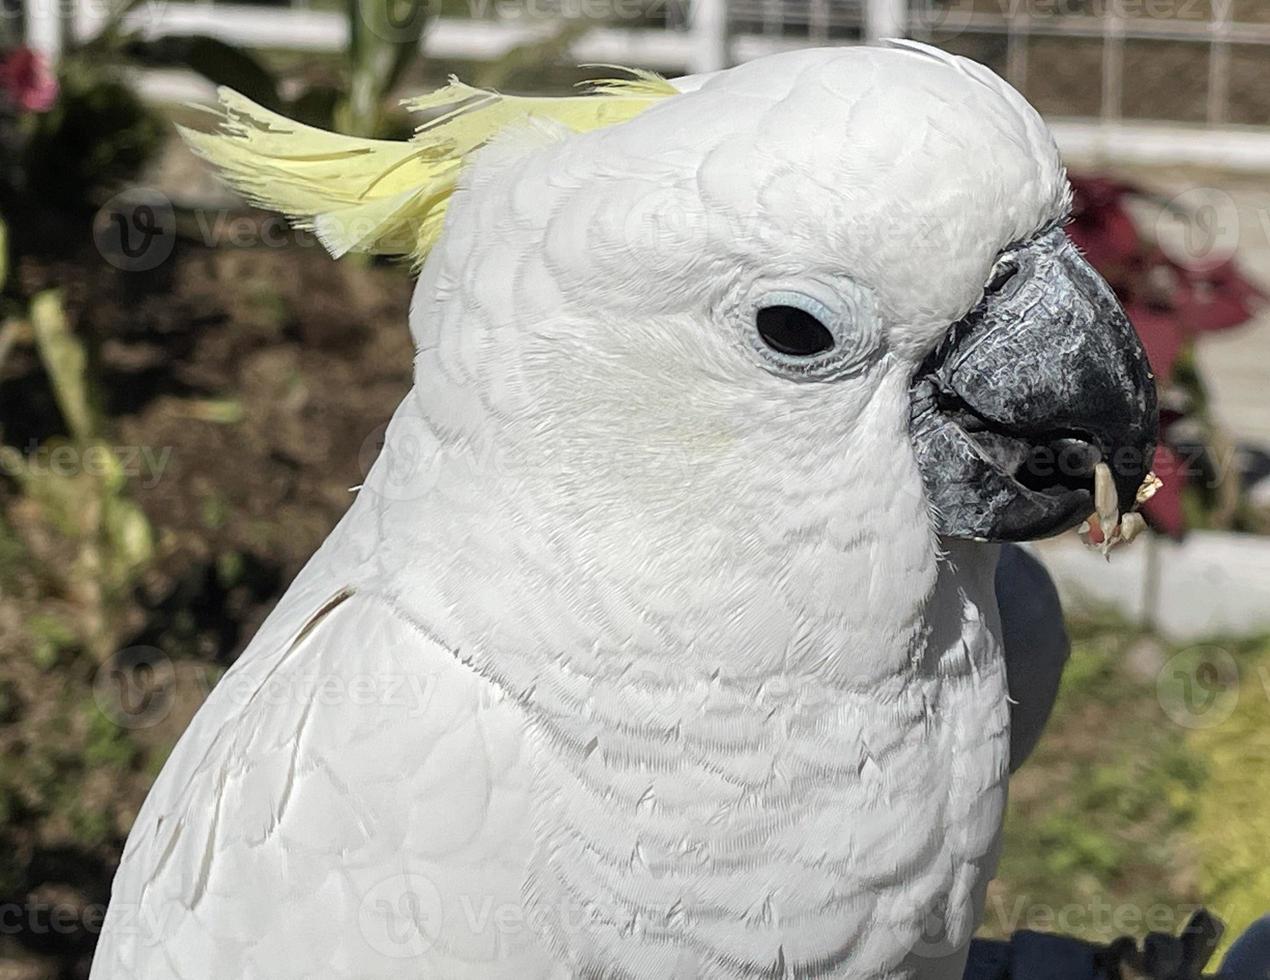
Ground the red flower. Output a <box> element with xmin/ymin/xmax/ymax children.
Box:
<box><xmin>1068</xmin><ymin>177</ymin><xmax>1142</xmax><ymax>282</ymax></box>
<box><xmin>1069</xmin><ymin>178</ymin><xmax>1266</xmax><ymax>385</ymax></box>
<box><xmin>0</xmin><ymin>46</ymin><xmax>58</xmax><ymax>114</ymax></box>
<box><xmin>1143</xmin><ymin>444</ymin><xmax>1189</xmax><ymax>539</ymax></box>
<box><xmin>1068</xmin><ymin>175</ymin><xmax>1266</xmax><ymax>538</ymax></box>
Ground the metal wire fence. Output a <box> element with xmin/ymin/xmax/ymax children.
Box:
<box><xmin>21</xmin><ymin>0</ymin><xmax>1270</xmax><ymax>160</ymax></box>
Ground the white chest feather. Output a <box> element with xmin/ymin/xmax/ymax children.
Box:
<box><xmin>93</xmin><ymin>374</ymin><xmax>1010</xmax><ymax>980</ymax></box>
<box><xmin>510</xmin><ymin>547</ymin><xmax>1009</xmax><ymax>979</ymax></box>
<box><xmin>92</xmin><ymin>510</ymin><xmax>1007</xmax><ymax>980</ymax></box>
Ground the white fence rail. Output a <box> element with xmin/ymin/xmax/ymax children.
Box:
<box><xmin>1037</xmin><ymin>531</ymin><xmax>1270</xmax><ymax>642</ymax></box>
<box><xmin>22</xmin><ymin>0</ymin><xmax>1270</xmax><ymax>169</ymax></box>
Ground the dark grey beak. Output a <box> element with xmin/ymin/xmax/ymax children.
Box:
<box><xmin>909</xmin><ymin>227</ymin><xmax>1158</xmax><ymax>542</ymax></box>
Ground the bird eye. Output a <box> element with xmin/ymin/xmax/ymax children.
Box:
<box><xmin>744</xmin><ymin>285</ymin><xmax>878</xmax><ymax>381</ymax></box>
<box><xmin>985</xmin><ymin>253</ymin><xmax>1019</xmax><ymax>294</ymax></box>
<box><xmin>756</xmin><ymin>305</ymin><xmax>836</xmax><ymax>357</ymax></box>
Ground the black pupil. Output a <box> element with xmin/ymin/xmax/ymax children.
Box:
<box><xmin>756</xmin><ymin>306</ymin><xmax>835</xmax><ymax>357</ymax></box>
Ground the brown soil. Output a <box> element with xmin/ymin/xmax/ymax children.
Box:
<box><xmin>0</xmin><ymin>209</ymin><xmax>414</xmax><ymax>978</ymax></box>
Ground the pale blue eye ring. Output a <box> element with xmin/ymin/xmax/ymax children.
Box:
<box><xmin>747</xmin><ymin>285</ymin><xmax>880</xmax><ymax>380</ymax></box>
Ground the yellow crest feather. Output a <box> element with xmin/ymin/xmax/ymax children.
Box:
<box><xmin>179</xmin><ymin>70</ymin><xmax>677</xmax><ymax>265</ymax></box>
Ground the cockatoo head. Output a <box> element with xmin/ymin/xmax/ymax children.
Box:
<box><xmin>411</xmin><ymin>42</ymin><xmax>1155</xmax><ymax>546</ymax></box>
<box><xmin>187</xmin><ymin>42</ymin><xmax>1156</xmax><ymax>550</ymax></box>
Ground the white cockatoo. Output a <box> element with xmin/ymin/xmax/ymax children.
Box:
<box><xmin>91</xmin><ymin>42</ymin><xmax>1156</xmax><ymax>980</ymax></box>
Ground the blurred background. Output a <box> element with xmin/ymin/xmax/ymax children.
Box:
<box><xmin>0</xmin><ymin>0</ymin><xmax>1268</xmax><ymax>976</ymax></box>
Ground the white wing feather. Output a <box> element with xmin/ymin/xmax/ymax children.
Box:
<box><xmin>91</xmin><ymin>585</ymin><xmax>556</xmax><ymax>979</ymax></box>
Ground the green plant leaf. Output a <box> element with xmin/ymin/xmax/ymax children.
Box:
<box><xmin>103</xmin><ymin>495</ymin><xmax>154</xmax><ymax>579</ymax></box>
<box><xmin>77</xmin><ymin>0</ymin><xmax>161</xmax><ymax>52</ymax></box>
<box><xmin>29</xmin><ymin>291</ymin><xmax>99</xmax><ymax>443</ymax></box>
<box><xmin>339</xmin><ymin>0</ymin><xmax>430</xmax><ymax>136</ymax></box>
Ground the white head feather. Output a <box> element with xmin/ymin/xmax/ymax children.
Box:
<box><xmin>363</xmin><ymin>43</ymin><xmax>1069</xmax><ymax>681</ymax></box>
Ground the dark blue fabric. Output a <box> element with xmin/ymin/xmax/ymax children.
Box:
<box><xmin>963</xmin><ymin>938</ymin><xmax>1012</xmax><ymax>980</ymax></box>
<box><xmin>964</xmin><ymin>913</ymin><xmax>1270</xmax><ymax>979</ymax></box>
<box><xmin>964</xmin><ymin>932</ymin><xmax>1101</xmax><ymax>979</ymax></box>
<box><xmin>1220</xmin><ymin>915</ymin><xmax>1270</xmax><ymax>980</ymax></box>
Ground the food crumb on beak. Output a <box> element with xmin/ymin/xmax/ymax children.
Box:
<box><xmin>1080</xmin><ymin>470</ymin><xmax>1162</xmax><ymax>558</ymax></box>
<box><xmin>1136</xmin><ymin>471</ymin><xmax>1164</xmax><ymax>507</ymax></box>
<box><xmin>1094</xmin><ymin>462</ymin><xmax>1119</xmax><ymax>541</ymax></box>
